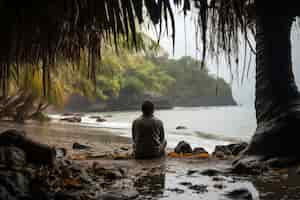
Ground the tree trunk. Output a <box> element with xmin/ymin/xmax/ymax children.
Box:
<box><xmin>245</xmin><ymin>13</ymin><xmax>300</xmax><ymax>158</ymax></box>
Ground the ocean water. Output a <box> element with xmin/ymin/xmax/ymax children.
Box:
<box><xmin>50</xmin><ymin>106</ymin><xmax>257</xmax><ymax>153</ymax></box>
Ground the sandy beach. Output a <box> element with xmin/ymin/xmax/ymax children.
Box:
<box><xmin>1</xmin><ymin>121</ymin><xmax>300</xmax><ymax>200</ymax></box>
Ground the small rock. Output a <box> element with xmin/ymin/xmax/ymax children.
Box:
<box><xmin>214</xmin><ymin>183</ymin><xmax>226</xmax><ymax>189</ymax></box>
<box><xmin>167</xmin><ymin>188</ymin><xmax>185</xmax><ymax>194</ymax></box>
<box><xmin>89</xmin><ymin>116</ymin><xmax>107</xmax><ymax>122</ymax></box>
<box><xmin>93</xmin><ymin>164</ymin><xmax>124</xmax><ymax>179</ymax></box>
<box><xmin>96</xmin><ymin>118</ymin><xmax>106</xmax><ymax>122</ymax></box>
<box><xmin>179</xmin><ymin>182</ymin><xmax>193</xmax><ymax>187</ymax></box>
<box><xmin>72</xmin><ymin>143</ymin><xmax>91</xmax><ymax>150</ymax></box>
<box><xmin>188</xmin><ymin>184</ymin><xmax>208</xmax><ymax>193</ymax></box>
<box><xmin>200</xmin><ymin>169</ymin><xmax>222</xmax><ymax>177</ymax></box>
<box><xmin>192</xmin><ymin>147</ymin><xmax>208</xmax><ymax>154</ymax></box>
<box><xmin>120</xmin><ymin>147</ymin><xmax>129</xmax><ymax>151</ymax></box>
<box><xmin>176</xmin><ymin>126</ymin><xmax>187</xmax><ymax>130</ymax></box>
<box><xmin>187</xmin><ymin>169</ymin><xmax>199</xmax><ymax>176</ymax></box>
<box><xmin>225</xmin><ymin>188</ymin><xmax>253</xmax><ymax>200</ymax></box>
<box><xmin>62</xmin><ymin>113</ymin><xmax>74</xmax><ymax>116</ymax></box>
<box><xmin>212</xmin><ymin>176</ymin><xmax>226</xmax><ymax>182</ymax></box>
<box><xmin>60</xmin><ymin>117</ymin><xmax>81</xmax><ymax>123</ymax></box>
<box><xmin>213</xmin><ymin>145</ymin><xmax>232</xmax><ymax>157</ymax></box>
<box><xmin>175</xmin><ymin>141</ymin><xmax>192</xmax><ymax>154</ymax></box>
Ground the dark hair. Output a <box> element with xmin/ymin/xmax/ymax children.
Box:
<box><xmin>142</xmin><ymin>100</ymin><xmax>154</xmax><ymax>116</ymax></box>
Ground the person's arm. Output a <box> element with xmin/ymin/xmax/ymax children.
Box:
<box><xmin>132</xmin><ymin>120</ymin><xmax>136</xmax><ymax>142</ymax></box>
<box><xmin>159</xmin><ymin>121</ymin><xmax>165</xmax><ymax>143</ymax></box>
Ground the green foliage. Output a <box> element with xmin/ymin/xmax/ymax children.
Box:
<box><xmin>148</xmin><ymin>55</ymin><xmax>233</xmax><ymax>103</ymax></box>
<box><xmin>31</xmin><ymin>112</ymin><xmax>51</xmax><ymax>122</ymax></box>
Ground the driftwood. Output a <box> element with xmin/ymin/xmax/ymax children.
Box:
<box><xmin>0</xmin><ymin>129</ymin><xmax>55</xmax><ymax>166</ymax></box>
<box><xmin>0</xmin><ymin>91</ymin><xmax>49</xmax><ymax>122</ymax></box>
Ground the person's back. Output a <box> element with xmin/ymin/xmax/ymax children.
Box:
<box><xmin>132</xmin><ymin>101</ymin><xmax>166</xmax><ymax>159</ymax></box>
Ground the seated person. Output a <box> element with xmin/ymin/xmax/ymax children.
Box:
<box><xmin>132</xmin><ymin>101</ymin><xmax>167</xmax><ymax>159</ymax></box>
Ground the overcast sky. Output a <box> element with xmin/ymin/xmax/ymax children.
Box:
<box><xmin>147</xmin><ymin>12</ymin><xmax>300</xmax><ymax>109</ymax></box>
<box><xmin>147</xmin><ymin>12</ymin><xmax>256</xmax><ymax>107</ymax></box>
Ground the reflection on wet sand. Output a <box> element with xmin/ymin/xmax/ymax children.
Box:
<box><xmin>134</xmin><ymin>163</ymin><xmax>166</xmax><ymax>199</ymax></box>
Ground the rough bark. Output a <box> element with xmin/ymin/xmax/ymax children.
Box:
<box><xmin>244</xmin><ymin>14</ymin><xmax>300</xmax><ymax>158</ymax></box>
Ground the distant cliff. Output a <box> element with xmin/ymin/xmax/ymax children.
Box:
<box><xmin>63</xmin><ymin>56</ymin><xmax>237</xmax><ymax>112</ymax></box>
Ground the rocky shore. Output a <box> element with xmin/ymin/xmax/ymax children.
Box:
<box><xmin>1</xmin><ymin>122</ymin><xmax>300</xmax><ymax>200</ymax></box>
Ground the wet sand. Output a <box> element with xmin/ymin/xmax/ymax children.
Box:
<box><xmin>1</xmin><ymin>121</ymin><xmax>300</xmax><ymax>199</ymax></box>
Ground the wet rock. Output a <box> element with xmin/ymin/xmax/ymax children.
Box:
<box><xmin>120</xmin><ymin>147</ymin><xmax>129</xmax><ymax>151</ymax></box>
<box><xmin>62</xmin><ymin>113</ymin><xmax>74</xmax><ymax>116</ymax></box>
<box><xmin>89</xmin><ymin>116</ymin><xmax>107</xmax><ymax>122</ymax></box>
<box><xmin>212</xmin><ymin>176</ymin><xmax>226</xmax><ymax>182</ymax></box>
<box><xmin>188</xmin><ymin>184</ymin><xmax>208</xmax><ymax>193</ymax></box>
<box><xmin>213</xmin><ymin>142</ymin><xmax>248</xmax><ymax>158</ymax></box>
<box><xmin>174</xmin><ymin>141</ymin><xmax>192</xmax><ymax>154</ymax></box>
<box><xmin>0</xmin><ymin>130</ymin><xmax>55</xmax><ymax>166</ymax></box>
<box><xmin>60</xmin><ymin>116</ymin><xmax>81</xmax><ymax>123</ymax></box>
<box><xmin>176</xmin><ymin>126</ymin><xmax>187</xmax><ymax>130</ymax></box>
<box><xmin>187</xmin><ymin>169</ymin><xmax>199</xmax><ymax>176</ymax></box>
<box><xmin>72</xmin><ymin>143</ymin><xmax>91</xmax><ymax>150</ymax></box>
<box><xmin>225</xmin><ymin>188</ymin><xmax>253</xmax><ymax>200</ymax></box>
<box><xmin>229</xmin><ymin>143</ymin><xmax>248</xmax><ymax>156</ymax></box>
<box><xmin>192</xmin><ymin>147</ymin><xmax>208</xmax><ymax>154</ymax></box>
<box><xmin>167</xmin><ymin>188</ymin><xmax>185</xmax><ymax>194</ymax></box>
<box><xmin>232</xmin><ymin>156</ymin><xmax>267</xmax><ymax>175</ymax></box>
<box><xmin>214</xmin><ymin>183</ymin><xmax>226</xmax><ymax>189</ymax></box>
<box><xmin>0</xmin><ymin>146</ymin><xmax>26</xmax><ymax>168</ymax></box>
<box><xmin>179</xmin><ymin>182</ymin><xmax>193</xmax><ymax>187</ymax></box>
<box><xmin>200</xmin><ymin>169</ymin><xmax>222</xmax><ymax>177</ymax></box>
<box><xmin>96</xmin><ymin>118</ymin><xmax>106</xmax><ymax>123</ymax></box>
<box><xmin>93</xmin><ymin>164</ymin><xmax>124</xmax><ymax>180</ymax></box>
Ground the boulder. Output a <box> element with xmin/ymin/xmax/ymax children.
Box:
<box><xmin>192</xmin><ymin>147</ymin><xmax>208</xmax><ymax>154</ymax></box>
<box><xmin>174</xmin><ymin>141</ymin><xmax>192</xmax><ymax>154</ymax></box>
<box><xmin>72</xmin><ymin>143</ymin><xmax>91</xmax><ymax>150</ymax></box>
<box><xmin>232</xmin><ymin>156</ymin><xmax>268</xmax><ymax>175</ymax></box>
<box><xmin>213</xmin><ymin>142</ymin><xmax>248</xmax><ymax>158</ymax></box>
<box><xmin>0</xmin><ymin>129</ymin><xmax>56</xmax><ymax>166</ymax></box>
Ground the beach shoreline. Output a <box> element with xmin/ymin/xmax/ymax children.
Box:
<box><xmin>1</xmin><ymin>120</ymin><xmax>300</xmax><ymax>200</ymax></box>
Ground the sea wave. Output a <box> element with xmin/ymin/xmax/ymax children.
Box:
<box><xmin>194</xmin><ymin>131</ymin><xmax>244</xmax><ymax>143</ymax></box>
